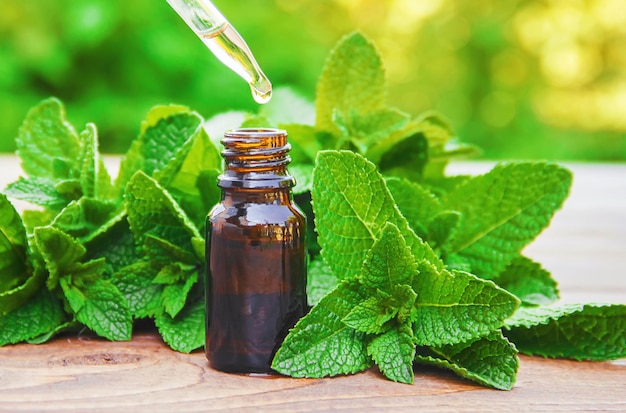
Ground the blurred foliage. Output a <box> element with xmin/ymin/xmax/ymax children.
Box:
<box><xmin>1</xmin><ymin>0</ymin><xmax>625</xmax><ymax>160</ymax></box>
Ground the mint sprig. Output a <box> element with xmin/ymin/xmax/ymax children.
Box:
<box><xmin>1</xmin><ymin>31</ymin><xmax>624</xmax><ymax>390</ymax></box>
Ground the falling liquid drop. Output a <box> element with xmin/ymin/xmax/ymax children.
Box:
<box><xmin>250</xmin><ymin>78</ymin><xmax>272</xmax><ymax>104</ymax></box>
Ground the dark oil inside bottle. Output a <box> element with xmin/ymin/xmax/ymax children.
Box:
<box><xmin>206</xmin><ymin>128</ymin><xmax>307</xmax><ymax>373</ymax></box>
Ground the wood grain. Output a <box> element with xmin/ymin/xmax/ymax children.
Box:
<box><xmin>1</xmin><ymin>156</ymin><xmax>625</xmax><ymax>412</ymax></box>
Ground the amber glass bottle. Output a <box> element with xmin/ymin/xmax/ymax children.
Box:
<box><xmin>205</xmin><ymin>128</ymin><xmax>307</xmax><ymax>373</ymax></box>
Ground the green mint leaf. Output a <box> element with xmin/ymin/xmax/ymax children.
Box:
<box><xmin>412</xmin><ymin>263</ymin><xmax>520</xmax><ymax>346</ymax></box>
<box><xmin>115</xmin><ymin>109</ymin><xmax>204</xmax><ymax>194</ymax></box>
<box><xmin>496</xmin><ymin>256</ymin><xmax>559</xmax><ymax>306</ymax></box>
<box><xmin>160</xmin><ymin>269</ymin><xmax>198</xmax><ymax>318</ymax></box>
<box><xmin>289</xmin><ymin>163</ymin><xmax>314</xmax><ymax>195</ymax></box>
<box><xmin>367</xmin><ymin>323</ymin><xmax>416</xmax><ymax>384</ymax></box>
<box><xmin>504</xmin><ymin>304</ymin><xmax>626</xmax><ymax>361</ymax></box>
<box><xmin>413</xmin><ymin>111</ymin><xmax>476</xmax><ymax>180</ymax></box>
<box><xmin>342</xmin><ymin>296</ymin><xmax>395</xmax><ymax>334</ymax></box>
<box><xmin>162</xmin><ymin>128</ymin><xmax>221</xmax><ymax>228</ymax></box>
<box><xmin>369</xmin><ymin>130</ymin><xmax>428</xmax><ymax>180</ymax></box>
<box><xmin>21</xmin><ymin>210</ymin><xmax>57</xmax><ymax>232</ymax></box>
<box><xmin>442</xmin><ymin>162</ymin><xmax>572</xmax><ymax>279</ymax></box>
<box><xmin>0</xmin><ymin>270</ymin><xmax>45</xmax><ymax>316</ymax></box>
<box><xmin>0</xmin><ymin>289</ymin><xmax>66</xmax><ymax>345</ymax></box>
<box><xmin>359</xmin><ymin>222</ymin><xmax>418</xmax><ymax>291</ymax></box>
<box><xmin>34</xmin><ymin>226</ymin><xmax>86</xmax><ymax>290</ymax></box>
<box><xmin>4</xmin><ymin>177</ymin><xmax>70</xmax><ymax>210</ymax></box>
<box><xmin>312</xmin><ymin>150</ymin><xmax>442</xmax><ymax>281</ymax></box>
<box><xmin>16</xmin><ymin>97</ymin><xmax>80</xmax><ymax>180</ymax></box>
<box><xmin>307</xmin><ymin>257</ymin><xmax>338</xmax><ymax>307</ymax></box>
<box><xmin>426</xmin><ymin>211</ymin><xmax>461</xmax><ymax>249</ymax></box>
<box><xmin>55</xmin><ymin>179</ymin><xmax>83</xmax><ymax>201</ymax></box>
<box><xmin>316</xmin><ymin>32</ymin><xmax>386</xmax><ymax>135</ymax></box>
<box><xmin>156</xmin><ymin>123</ymin><xmax>220</xmax><ymax>190</ymax></box>
<box><xmin>78</xmin><ymin>124</ymin><xmax>97</xmax><ymax>199</ymax></box>
<box><xmin>140</xmin><ymin>104</ymin><xmax>192</xmax><ymax>132</ymax></box>
<box><xmin>26</xmin><ymin>321</ymin><xmax>78</xmax><ymax>344</ymax></box>
<box><xmin>111</xmin><ymin>260</ymin><xmax>163</xmax><ymax>319</ymax></box>
<box><xmin>77</xmin><ymin>124</ymin><xmax>115</xmax><ymax>202</ymax></box>
<box><xmin>155</xmin><ymin>298</ymin><xmax>205</xmax><ymax>353</ymax></box>
<box><xmin>0</xmin><ymin>194</ymin><xmax>30</xmax><ymax>293</ymax></box>
<box><xmin>204</xmin><ymin>110</ymin><xmax>247</xmax><ymax>148</ymax></box>
<box><xmin>144</xmin><ymin>235</ymin><xmax>198</xmax><ymax>266</ymax></box>
<box><xmin>334</xmin><ymin>108</ymin><xmax>410</xmax><ymax>153</ymax></box>
<box><xmin>60</xmin><ymin>277</ymin><xmax>132</xmax><ymax>341</ymax></box>
<box><xmin>415</xmin><ymin>330</ymin><xmax>519</xmax><ymax>390</ymax></box>
<box><xmin>259</xmin><ymin>87</ymin><xmax>316</xmax><ymax>126</ymax></box>
<box><xmin>51</xmin><ymin>198</ymin><xmax>117</xmax><ymax>242</ymax></box>
<box><xmin>272</xmin><ymin>279</ymin><xmax>371</xmax><ymax>377</ymax></box>
<box><xmin>83</xmin><ymin>216</ymin><xmax>139</xmax><ymax>275</ymax></box>
<box><xmin>280</xmin><ymin>124</ymin><xmax>322</xmax><ymax>164</ymax></box>
<box><xmin>386</xmin><ymin>177</ymin><xmax>442</xmax><ymax>240</ymax></box>
<box><xmin>125</xmin><ymin>171</ymin><xmax>202</xmax><ymax>255</ymax></box>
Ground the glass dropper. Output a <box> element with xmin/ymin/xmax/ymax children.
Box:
<box><xmin>166</xmin><ymin>0</ymin><xmax>272</xmax><ymax>104</ymax></box>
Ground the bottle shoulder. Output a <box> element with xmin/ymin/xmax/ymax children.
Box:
<box><xmin>208</xmin><ymin>201</ymin><xmax>305</xmax><ymax>227</ymax></box>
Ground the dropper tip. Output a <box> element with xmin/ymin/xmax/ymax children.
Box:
<box><xmin>250</xmin><ymin>77</ymin><xmax>272</xmax><ymax>104</ymax></box>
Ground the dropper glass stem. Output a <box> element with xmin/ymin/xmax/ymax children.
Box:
<box><xmin>166</xmin><ymin>0</ymin><xmax>272</xmax><ymax>104</ymax></box>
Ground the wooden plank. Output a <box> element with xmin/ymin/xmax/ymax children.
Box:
<box><xmin>0</xmin><ymin>333</ymin><xmax>625</xmax><ymax>412</ymax></box>
<box><xmin>1</xmin><ymin>155</ymin><xmax>626</xmax><ymax>411</ymax></box>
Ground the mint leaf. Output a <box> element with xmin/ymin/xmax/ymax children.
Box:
<box><xmin>16</xmin><ymin>97</ymin><xmax>80</xmax><ymax>180</ymax></box>
<box><xmin>289</xmin><ymin>163</ymin><xmax>314</xmax><ymax>194</ymax></box>
<box><xmin>367</xmin><ymin>323</ymin><xmax>416</xmax><ymax>384</ymax></box>
<box><xmin>335</xmin><ymin>108</ymin><xmax>410</xmax><ymax>152</ymax></box>
<box><xmin>312</xmin><ymin>150</ymin><xmax>442</xmax><ymax>281</ymax></box>
<box><xmin>442</xmin><ymin>162</ymin><xmax>572</xmax><ymax>279</ymax></box>
<box><xmin>144</xmin><ymin>235</ymin><xmax>198</xmax><ymax>266</ymax></box>
<box><xmin>125</xmin><ymin>171</ymin><xmax>202</xmax><ymax>255</ymax></box>
<box><xmin>163</xmin><ymin>126</ymin><xmax>221</xmax><ymax>227</ymax></box>
<box><xmin>386</xmin><ymin>177</ymin><xmax>441</xmax><ymax>239</ymax></box>
<box><xmin>51</xmin><ymin>198</ymin><xmax>117</xmax><ymax>242</ymax></box>
<box><xmin>110</xmin><ymin>260</ymin><xmax>163</xmax><ymax>318</ymax></box>
<box><xmin>272</xmin><ymin>279</ymin><xmax>371</xmax><ymax>377</ymax></box>
<box><xmin>160</xmin><ymin>269</ymin><xmax>198</xmax><ymax>318</ymax></box>
<box><xmin>0</xmin><ymin>266</ymin><xmax>45</xmax><ymax>316</ymax></box>
<box><xmin>34</xmin><ymin>226</ymin><xmax>86</xmax><ymax>290</ymax></box>
<box><xmin>412</xmin><ymin>262</ymin><xmax>520</xmax><ymax>347</ymax></box>
<box><xmin>115</xmin><ymin>109</ymin><xmax>204</xmax><ymax>194</ymax></box>
<box><xmin>0</xmin><ymin>193</ymin><xmax>30</xmax><ymax>294</ymax></box>
<box><xmin>359</xmin><ymin>223</ymin><xmax>418</xmax><ymax>291</ymax></box>
<box><xmin>426</xmin><ymin>211</ymin><xmax>461</xmax><ymax>249</ymax></box>
<box><xmin>155</xmin><ymin>298</ymin><xmax>205</xmax><ymax>353</ymax></box>
<box><xmin>0</xmin><ymin>289</ymin><xmax>66</xmax><ymax>345</ymax></box>
<box><xmin>504</xmin><ymin>304</ymin><xmax>626</xmax><ymax>361</ymax></box>
<box><xmin>307</xmin><ymin>257</ymin><xmax>337</xmax><ymax>306</ymax></box>
<box><xmin>60</xmin><ymin>277</ymin><xmax>132</xmax><ymax>341</ymax></box>
<box><xmin>415</xmin><ymin>330</ymin><xmax>519</xmax><ymax>390</ymax></box>
<box><xmin>496</xmin><ymin>256</ymin><xmax>559</xmax><ymax>306</ymax></box>
<box><xmin>4</xmin><ymin>177</ymin><xmax>71</xmax><ymax>210</ymax></box>
<box><xmin>341</xmin><ymin>223</ymin><xmax>417</xmax><ymax>333</ymax></box>
<box><xmin>78</xmin><ymin>124</ymin><xmax>97</xmax><ymax>199</ymax></box>
<box><xmin>342</xmin><ymin>296</ymin><xmax>395</xmax><ymax>334</ymax></box>
<box><xmin>260</xmin><ymin>87</ymin><xmax>316</xmax><ymax>126</ymax></box>
<box><xmin>77</xmin><ymin>123</ymin><xmax>115</xmax><ymax>202</ymax></box>
<box><xmin>280</xmin><ymin>124</ymin><xmax>321</xmax><ymax>163</ymax></box>
<box><xmin>315</xmin><ymin>32</ymin><xmax>386</xmax><ymax>135</ymax></box>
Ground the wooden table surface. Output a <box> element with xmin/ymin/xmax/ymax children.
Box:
<box><xmin>0</xmin><ymin>155</ymin><xmax>625</xmax><ymax>412</ymax></box>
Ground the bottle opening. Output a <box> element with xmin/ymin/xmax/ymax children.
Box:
<box><xmin>219</xmin><ymin>128</ymin><xmax>295</xmax><ymax>189</ymax></box>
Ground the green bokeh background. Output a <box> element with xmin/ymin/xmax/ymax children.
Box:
<box><xmin>2</xmin><ymin>0</ymin><xmax>625</xmax><ymax>160</ymax></box>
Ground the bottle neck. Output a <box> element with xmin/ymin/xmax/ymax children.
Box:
<box><xmin>221</xmin><ymin>187</ymin><xmax>293</xmax><ymax>206</ymax></box>
<box><xmin>218</xmin><ymin>128</ymin><xmax>295</xmax><ymax>190</ymax></box>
